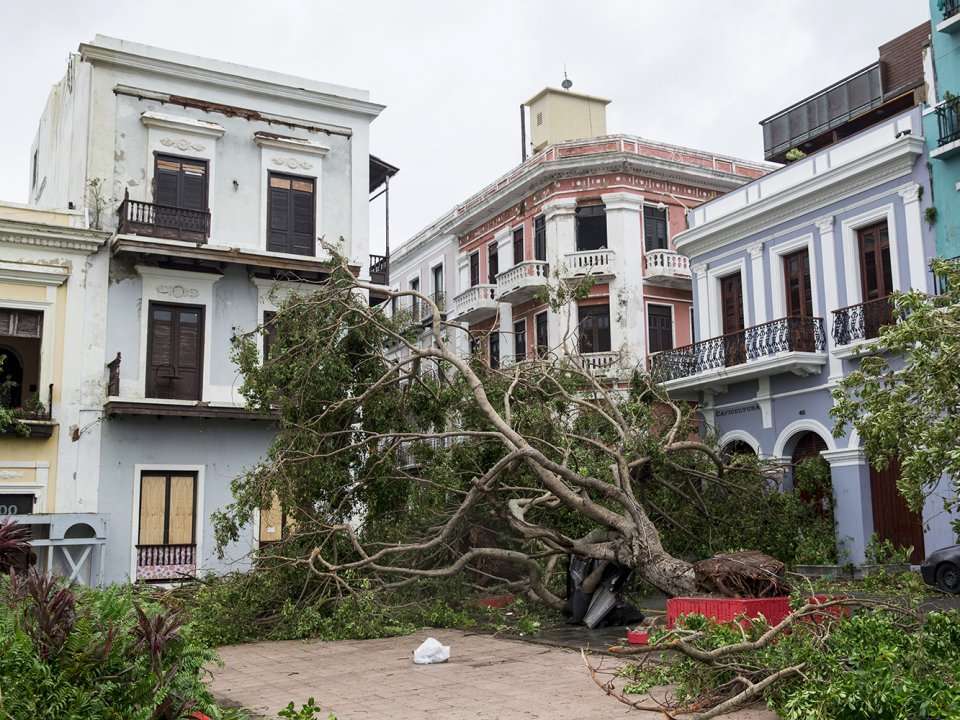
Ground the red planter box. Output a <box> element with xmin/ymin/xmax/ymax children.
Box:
<box><xmin>477</xmin><ymin>593</ymin><xmax>515</xmax><ymax>609</ymax></box>
<box><xmin>667</xmin><ymin>595</ymin><xmax>849</xmax><ymax>629</ymax></box>
<box><xmin>667</xmin><ymin>596</ymin><xmax>791</xmax><ymax>628</ymax></box>
<box><xmin>626</xmin><ymin>629</ymin><xmax>649</xmax><ymax>645</ymax></box>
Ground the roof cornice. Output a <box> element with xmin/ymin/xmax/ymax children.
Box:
<box><xmin>674</xmin><ymin>136</ymin><xmax>924</xmax><ymax>257</ymax></box>
<box><xmin>0</xmin><ymin>220</ymin><xmax>108</xmax><ymax>254</ymax></box>
<box><xmin>79</xmin><ymin>43</ymin><xmax>386</xmax><ymax>118</ymax></box>
<box><xmin>400</xmin><ymin>153</ymin><xmax>752</xmax><ymax>259</ymax></box>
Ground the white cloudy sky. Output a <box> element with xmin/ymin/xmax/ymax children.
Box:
<box><xmin>0</xmin><ymin>0</ymin><xmax>928</xmax><ymax>253</ymax></box>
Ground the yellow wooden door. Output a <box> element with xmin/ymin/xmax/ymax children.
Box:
<box><xmin>168</xmin><ymin>475</ymin><xmax>196</xmax><ymax>545</ymax></box>
<box><xmin>139</xmin><ymin>475</ymin><xmax>167</xmax><ymax>545</ymax></box>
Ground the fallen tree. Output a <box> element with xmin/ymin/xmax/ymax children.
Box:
<box><xmin>214</xmin><ymin>252</ymin><xmax>790</xmax><ymax>602</ymax></box>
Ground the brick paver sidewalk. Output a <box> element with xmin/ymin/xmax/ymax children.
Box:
<box><xmin>209</xmin><ymin>629</ymin><xmax>778</xmax><ymax>719</ymax></box>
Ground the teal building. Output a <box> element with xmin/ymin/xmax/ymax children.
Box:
<box><xmin>925</xmin><ymin>0</ymin><xmax>960</xmax><ymax>260</ymax></box>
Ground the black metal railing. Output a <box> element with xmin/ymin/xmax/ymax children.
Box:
<box><xmin>943</xmin><ymin>0</ymin><xmax>960</xmax><ymax>21</ymax></box>
<box><xmin>106</xmin><ymin>352</ymin><xmax>122</xmax><ymax>397</ymax></box>
<box><xmin>650</xmin><ymin>316</ymin><xmax>825</xmax><ymax>381</ymax></box>
<box><xmin>936</xmin><ymin>98</ymin><xmax>960</xmax><ymax>147</ymax></box>
<box><xmin>118</xmin><ymin>190</ymin><xmax>210</xmax><ymax>242</ymax></box>
<box><xmin>370</xmin><ymin>254</ymin><xmax>389</xmax><ymax>285</ymax></box>
<box><xmin>831</xmin><ymin>296</ymin><xmax>895</xmax><ymax>346</ymax></box>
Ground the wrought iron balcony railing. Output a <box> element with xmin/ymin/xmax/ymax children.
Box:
<box><xmin>831</xmin><ymin>296</ymin><xmax>895</xmax><ymax>346</ymax></box>
<box><xmin>936</xmin><ymin>98</ymin><xmax>960</xmax><ymax>147</ymax></box>
<box><xmin>369</xmin><ymin>254</ymin><xmax>389</xmax><ymax>285</ymax></box>
<box><xmin>944</xmin><ymin>0</ymin><xmax>960</xmax><ymax>21</ymax></box>
<box><xmin>118</xmin><ymin>191</ymin><xmax>210</xmax><ymax>243</ymax></box>
<box><xmin>650</xmin><ymin>316</ymin><xmax>825</xmax><ymax>382</ymax></box>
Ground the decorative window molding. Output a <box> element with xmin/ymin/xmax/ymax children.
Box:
<box><xmin>253</xmin><ymin>132</ymin><xmax>330</xmax><ymax>157</ymax></box>
<box><xmin>767</xmin><ymin>233</ymin><xmax>820</xmax><ymax>321</ymax></box>
<box><xmin>140</xmin><ymin>111</ymin><xmax>225</xmax><ymax>138</ymax></box>
<box><xmin>705</xmin><ymin>255</ymin><xmax>749</xmax><ymax>338</ymax></box>
<box><xmin>839</xmin><ymin>203</ymin><xmax>899</xmax><ymax>306</ymax></box>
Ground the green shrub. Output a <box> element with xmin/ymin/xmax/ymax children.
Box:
<box><xmin>0</xmin><ymin>570</ymin><xmax>235</xmax><ymax>720</ymax></box>
<box><xmin>622</xmin><ymin>608</ymin><xmax>960</xmax><ymax>720</ymax></box>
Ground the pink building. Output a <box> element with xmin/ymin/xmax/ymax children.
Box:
<box><xmin>388</xmin><ymin>88</ymin><xmax>772</xmax><ymax>381</ymax></box>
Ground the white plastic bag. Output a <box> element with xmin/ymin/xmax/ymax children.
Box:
<box><xmin>412</xmin><ymin>636</ymin><xmax>450</xmax><ymax>664</ymax></box>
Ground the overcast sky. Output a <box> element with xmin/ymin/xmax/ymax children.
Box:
<box><xmin>0</xmin><ymin>1</ymin><xmax>928</xmax><ymax>253</ymax></box>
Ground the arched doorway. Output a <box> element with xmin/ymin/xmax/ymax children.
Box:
<box><xmin>721</xmin><ymin>439</ymin><xmax>756</xmax><ymax>462</ymax></box>
<box><xmin>0</xmin><ymin>346</ymin><xmax>24</xmax><ymax>408</ymax></box>
<box><xmin>790</xmin><ymin>431</ymin><xmax>827</xmax><ymax>465</ymax></box>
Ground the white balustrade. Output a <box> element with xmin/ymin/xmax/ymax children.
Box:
<box><xmin>644</xmin><ymin>249</ymin><xmax>691</xmax><ymax>278</ymax></box>
<box><xmin>563</xmin><ymin>249</ymin><xmax>615</xmax><ymax>278</ymax></box>
<box><xmin>496</xmin><ymin>260</ymin><xmax>550</xmax><ymax>301</ymax></box>
<box><xmin>452</xmin><ymin>284</ymin><xmax>497</xmax><ymax>319</ymax></box>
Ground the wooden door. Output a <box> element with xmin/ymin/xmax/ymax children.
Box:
<box><xmin>869</xmin><ymin>458</ymin><xmax>925</xmax><ymax>564</ymax></box>
<box><xmin>146</xmin><ymin>303</ymin><xmax>204</xmax><ymax>401</ymax></box>
<box><xmin>720</xmin><ymin>273</ymin><xmax>745</xmax><ymax>366</ymax></box>
<box><xmin>168</xmin><ymin>475</ymin><xmax>196</xmax><ymax>545</ymax></box>
<box><xmin>858</xmin><ymin>222</ymin><xmax>895</xmax><ymax>339</ymax></box>
<box><xmin>783</xmin><ymin>248</ymin><xmax>814</xmax><ymax>351</ymax></box>
<box><xmin>154</xmin><ymin>155</ymin><xmax>208</xmax><ymax>211</ymax></box>
<box><xmin>139</xmin><ymin>473</ymin><xmax>196</xmax><ymax>547</ymax></box>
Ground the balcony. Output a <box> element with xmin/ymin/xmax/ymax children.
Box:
<box><xmin>643</xmin><ymin>249</ymin><xmax>691</xmax><ymax>287</ymax></box>
<box><xmin>938</xmin><ymin>0</ymin><xmax>960</xmax><ymax>32</ymax></box>
<box><xmin>496</xmin><ymin>260</ymin><xmax>549</xmax><ymax>304</ymax></box>
<box><xmin>421</xmin><ymin>292</ymin><xmax>447</xmax><ymax>324</ymax></box>
<box><xmin>136</xmin><ymin>543</ymin><xmax>196</xmax><ymax>582</ymax></box>
<box><xmin>650</xmin><ymin>316</ymin><xmax>826</xmax><ymax>391</ymax></box>
<box><xmin>931</xmin><ymin>99</ymin><xmax>960</xmax><ymax>159</ymax></box>
<box><xmin>369</xmin><ymin>254</ymin><xmax>389</xmax><ymax>286</ymax></box>
<box><xmin>577</xmin><ymin>351</ymin><xmax>621</xmax><ymax>379</ymax></box>
<box><xmin>452</xmin><ymin>284</ymin><xmax>498</xmax><ymax>324</ymax></box>
<box><xmin>831</xmin><ymin>296</ymin><xmax>895</xmax><ymax>351</ymax></box>
<box><xmin>1</xmin><ymin>383</ymin><xmax>55</xmax><ymax>438</ymax></box>
<box><xmin>563</xmin><ymin>249</ymin><xmax>614</xmax><ymax>281</ymax></box>
<box><xmin>118</xmin><ymin>192</ymin><xmax>210</xmax><ymax>243</ymax></box>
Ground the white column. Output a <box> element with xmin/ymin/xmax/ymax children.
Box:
<box><xmin>748</xmin><ymin>242</ymin><xmax>767</xmax><ymax>325</ymax></box>
<box><xmin>815</xmin><ymin>215</ymin><xmax>843</xmax><ymax>381</ymax></box>
<box><xmin>691</xmin><ymin>263</ymin><xmax>708</xmax><ymax>342</ymax></box>
<box><xmin>497</xmin><ymin>302</ymin><xmax>513</xmax><ymax>365</ymax></box>
<box><xmin>543</xmin><ymin>198</ymin><xmax>577</xmax><ymax>353</ymax></box>
<box><xmin>821</xmin><ymin>447</ymin><xmax>873</xmax><ymax>565</ymax></box>
<box><xmin>601</xmin><ymin>192</ymin><xmax>645</xmax><ymax>366</ymax></box>
<box><xmin>898</xmin><ymin>183</ymin><xmax>930</xmax><ymax>292</ymax></box>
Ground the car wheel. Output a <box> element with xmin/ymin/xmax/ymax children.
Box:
<box><xmin>936</xmin><ymin>562</ymin><xmax>960</xmax><ymax>594</ymax></box>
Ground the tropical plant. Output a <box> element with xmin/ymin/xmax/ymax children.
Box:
<box><xmin>831</xmin><ymin>257</ymin><xmax>960</xmax><ymax>534</ymax></box>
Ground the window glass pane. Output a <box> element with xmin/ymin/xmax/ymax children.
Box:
<box><xmin>575</xmin><ymin>205</ymin><xmax>607</xmax><ymax>251</ymax></box>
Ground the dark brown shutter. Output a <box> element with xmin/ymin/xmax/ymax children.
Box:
<box><xmin>784</xmin><ymin>248</ymin><xmax>813</xmax><ymax>318</ymax></box>
<box><xmin>535</xmin><ymin>312</ymin><xmax>548</xmax><ymax>356</ymax></box>
<box><xmin>720</xmin><ymin>274</ymin><xmax>746</xmax><ymax>366</ymax></box>
<box><xmin>154</xmin><ymin>157</ymin><xmax>181</xmax><ymax>207</ymax></box>
<box><xmin>513</xmin><ymin>319</ymin><xmax>527</xmax><ymax>360</ymax></box>
<box><xmin>291</xmin><ymin>179</ymin><xmax>315</xmax><ymax>256</ymax></box>
<box><xmin>512</xmin><ymin>228</ymin><xmax>524</xmax><ymax>264</ymax></box>
<box><xmin>488</xmin><ymin>243</ymin><xmax>499</xmax><ymax>284</ymax></box>
<box><xmin>578</xmin><ymin>305</ymin><xmax>611</xmax><ymax>353</ymax></box>
<box><xmin>858</xmin><ymin>221</ymin><xmax>893</xmax><ymax>300</ymax></box>
<box><xmin>154</xmin><ymin>155</ymin><xmax>207</xmax><ymax>210</ymax></box>
<box><xmin>146</xmin><ymin>303</ymin><xmax>204</xmax><ymax>401</ymax></box>
<box><xmin>268</xmin><ymin>173</ymin><xmax>315</xmax><ymax>256</ymax></box>
<box><xmin>470</xmin><ymin>252</ymin><xmax>480</xmax><ymax>287</ymax></box>
<box><xmin>647</xmin><ymin>305</ymin><xmax>674</xmax><ymax>353</ymax></box>
<box><xmin>534</xmin><ymin>215</ymin><xmax>547</xmax><ymax>261</ymax></box>
<box><xmin>644</xmin><ymin>206</ymin><xmax>668</xmax><ymax>251</ymax></box>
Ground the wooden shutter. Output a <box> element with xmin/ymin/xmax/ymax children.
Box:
<box><xmin>858</xmin><ymin>221</ymin><xmax>894</xmax><ymax>301</ymax></box>
<box><xmin>535</xmin><ymin>312</ymin><xmax>548</xmax><ymax>355</ymax></box>
<box><xmin>489</xmin><ymin>333</ymin><xmax>500</xmax><ymax>369</ymax></box>
<box><xmin>648</xmin><ymin>305</ymin><xmax>674</xmax><ymax>353</ymax></box>
<box><xmin>154</xmin><ymin>157</ymin><xmax>182</xmax><ymax>207</ymax></box>
<box><xmin>575</xmin><ymin>205</ymin><xmax>607</xmax><ymax>252</ymax></box>
<box><xmin>720</xmin><ymin>273</ymin><xmax>746</xmax><ymax>366</ymax></box>
<box><xmin>154</xmin><ymin>155</ymin><xmax>208</xmax><ymax>210</ymax></box>
<box><xmin>513</xmin><ymin>228</ymin><xmax>525</xmax><ymax>265</ymax></box>
<box><xmin>0</xmin><ymin>309</ymin><xmax>42</xmax><ymax>338</ymax></box>
<box><xmin>168</xmin><ymin>475</ymin><xmax>196</xmax><ymax>545</ymax></box>
<box><xmin>488</xmin><ymin>243</ymin><xmax>499</xmax><ymax>284</ymax></box>
<box><xmin>783</xmin><ymin>248</ymin><xmax>813</xmax><ymax>318</ymax></box>
<box><xmin>470</xmin><ymin>253</ymin><xmax>480</xmax><ymax>287</ymax></box>
<box><xmin>534</xmin><ymin>215</ymin><xmax>547</xmax><ymax>261</ymax></box>
<box><xmin>268</xmin><ymin>173</ymin><xmax>315</xmax><ymax>256</ymax></box>
<box><xmin>578</xmin><ymin>305</ymin><xmax>611</xmax><ymax>353</ymax></box>
<box><xmin>146</xmin><ymin>303</ymin><xmax>204</xmax><ymax>401</ymax></box>
<box><xmin>139</xmin><ymin>475</ymin><xmax>167</xmax><ymax>545</ymax></box>
<box><xmin>644</xmin><ymin>206</ymin><xmax>668</xmax><ymax>251</ymax></box>
<box><xmin>513</xmin><ymin>319</ymin><xmax>526</xmax><ymax>360</ymax></box>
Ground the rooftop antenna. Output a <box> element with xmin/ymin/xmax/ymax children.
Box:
<box><xmin>561</xmin><ymin>66</ymin><xmax>572</xmax><ymax>90</ymax></box>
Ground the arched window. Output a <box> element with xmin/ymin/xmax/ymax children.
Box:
<box><xmin>721</xmin><ymin>439</ymin><xmax>756</xmax><ymax>462</ymax></box>
<box><xmin>790</xmin><ymin>432</ymin><xmax>827</xmax><ymax>465</ymax></box>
